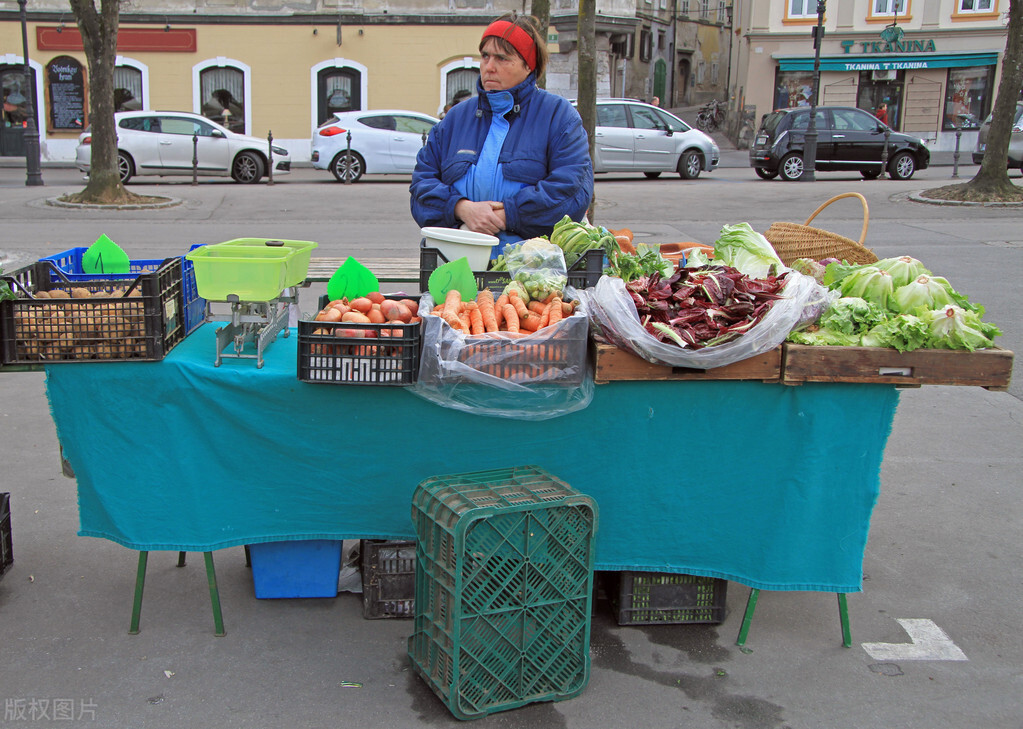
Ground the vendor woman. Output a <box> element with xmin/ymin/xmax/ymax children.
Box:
<box><xmin>409</xmin><ymin>13</ymin><xmax>594</xmax><ymax>257</ymax></box>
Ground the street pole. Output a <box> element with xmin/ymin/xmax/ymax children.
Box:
<box><xmin>18</xmin><ymin>0</ymin><xmax>44</xmax><ymax>186</ymax></box>
<box><xmin>800</xmin><ymin>0</ymin><xmax>825</xmax><ymax>182</ymax></box>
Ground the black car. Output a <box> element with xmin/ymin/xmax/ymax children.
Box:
<box><xmin>750</xmin><ymin>106</ymin><xmax>930</xmax><ymax>181</ymax></box>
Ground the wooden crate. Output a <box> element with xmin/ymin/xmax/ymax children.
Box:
<box><xmin>782</xmin><ymin>344</ymin><xmax>1014</xmax><ymax>391</ymax></box>
<box><xmin>592</xmin><ymin>340</ymin><xmax>782</xmax><ymax>383</ymax></box>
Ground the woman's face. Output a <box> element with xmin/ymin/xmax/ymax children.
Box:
<box><xmin>479</xmin><ymin>38</ymin><xmax>532</xmax><ymax>91</ymax></box>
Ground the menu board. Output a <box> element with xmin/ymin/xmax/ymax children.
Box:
<box><xmin>47</xmin><ymin>55</ymin><xmax>87</xmax><ymax>131</ymax></box>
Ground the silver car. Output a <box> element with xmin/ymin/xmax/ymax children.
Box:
<box><xmin>76</xmin><ymin>110</ymin><xmax>291</xmax><ymax>184</ymax></box>
<box><xmin>310</xmin><ymin>110</ymin><xmax>439</xmax><ymax>183</ymax></box>
<box><xmin>972</xmin><ymin>101</ymin><xmax>1023</xmax><ymax>169</ymax></box>
<box><xmin>579</xmin><ymin>98</ymin><xmax>720</xmax><ymax>179</ymax></box>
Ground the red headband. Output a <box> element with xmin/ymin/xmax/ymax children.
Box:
<box><xmin>482</xmin><ymin>20</ymin><xmax>537</xmax><ymax>71</ymax></box>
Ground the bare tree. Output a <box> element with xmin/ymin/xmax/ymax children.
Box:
<box><xmin>577</xmin><ymin>0</ymin><xmax>596</xmax><ymax>220</ymax></box>
<box><xmin>927</xmin><ymin>0</ymin><xmax>1023</xmax><ymax>202</ymax></box>
<box><xmin>531</xmin><ymin>0</ymin><xmax>550</xmax><ymax>89</ymax></box>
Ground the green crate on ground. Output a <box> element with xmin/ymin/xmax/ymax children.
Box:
<box><xmin>605</xmin><ymin>571</ymin><xmax>727</xmax><ymax>626</ymax></box>
<box><xmin>407</xmin><ymin>465</ymin><xmax>598</xmax><ymax>721</ymax></box>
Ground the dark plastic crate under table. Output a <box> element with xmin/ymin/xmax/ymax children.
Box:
<box><xmin>360</xmin><ymin>539</ymin><xmax>415</xmax><ymax>619</ymax></box>
<box><xmin>605</xmin><ymin>571</ymin><xmax>727</xmax><ymax>625</ymax></box>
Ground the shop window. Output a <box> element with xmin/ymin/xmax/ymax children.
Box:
<box><xmin>774</xmin><ymin>70</ymin><xmax>816</xmax><ymax>110</ymax></box>
<box><xmin>113</xmin><ymin>66</ymin><xmax>143</xmax><ymax>112</ymax></box>
<box><xmin>445</xmin><ymin>67</ymin><xmax>479</xmax><ymax>106</ymax></box>
<box><xmin>943</xmin><ymin>66</ymin><xmax>994</xmax><ymax>130</ymax></box>
<box><xmin>199</xmin><ymin>66</ymin><xmax>245</xmax><ymax>134</ymax></box>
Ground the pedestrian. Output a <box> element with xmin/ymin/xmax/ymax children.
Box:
<box><xmin>875</xmin><ymin>103</ymin><xmax>888</xmax><ymax>125</ymax></box>
<box><xmin>410</xmin><ymin>12</ymin><xmax>593</xmax><ymax>258</ymax></box>
<box><xmin>651</xmin><ymin>96</ymin><xmax>660</xmax><ymax>107</ymax></box>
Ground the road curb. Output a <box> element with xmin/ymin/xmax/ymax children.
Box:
<box><xmin>45</xmin><ymin>196</ymin><xmax>183</xmax><ymax>210</ymax></box>
<box><xmin>907</xmin><ymin>190</ymin><xmax>1023</xmax><ymax>207</ymax></box>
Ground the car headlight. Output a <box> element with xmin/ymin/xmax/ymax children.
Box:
<box><xmin>272</xmin><ymin>146</ymin><xmax>288</xmax><ymax>156</ymax></box>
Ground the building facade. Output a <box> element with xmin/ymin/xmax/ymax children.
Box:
<box><xmin>730</xmin><ymin>0</ymin><xmax>1012</xmax><ymax>152</ymax></box>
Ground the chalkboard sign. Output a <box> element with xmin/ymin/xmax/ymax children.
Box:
<box><xmin>46</xmin><ymin>55</ymin><xmax>87</xmax><ymax>131</ymax></box>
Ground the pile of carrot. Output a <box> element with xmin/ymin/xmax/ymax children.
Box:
<box><xmin>429</xmin><ymin>288</ymin><xmax>577</xmax><ymax>336</ymax></box>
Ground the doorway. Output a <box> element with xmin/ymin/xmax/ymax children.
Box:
<box><xmin>1</xmin><ymin>66</ymin><xmax>35</xmax><ymax>157</ymax></box>
<box><xmin>857</xmin><ymin>71</ymin><xmax>904</xmax><ymax>130</ymax></box>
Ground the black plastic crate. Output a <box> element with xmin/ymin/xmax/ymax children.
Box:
<box><xmin>0</xmin><ymin>259</ymin><xmax>188</xmax><ymax>364</ymax></box>
<box><xmin>1</xmin><ymin>493</ymin><xmax>12</xmax><ymax>580</ymax></box>
<box><xmin>604</xmin><ymin>571</ymin><xmax>727</xmax><ymax>625</ymax></box>
<box><xmin>419</xmin><ymin>246</ymin><xmax>604</xmax><ymax>294</ymax></box>
<box><xmin>297</xmin><ymin>294</ymin><xmax>421</xmax><ymax>385</ymax></box>
<box><xmin>360</xmin><ymin>539</ymin><xmax>415</xmax><ymax>619</ymax></box>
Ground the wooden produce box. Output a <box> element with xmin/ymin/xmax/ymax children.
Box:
<box><xmin>782</xmin><ymin>344</ymin><xmax>1014</xmax><ymax>391</ymax></box>
<box><xmin>592</xmin><ymin>340</ymin><xmax>782</xmax><ymax>383</ymax></box>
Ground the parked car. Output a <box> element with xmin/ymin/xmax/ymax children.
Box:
<box><xmin>749</xmin><ymin>105</ymin><xmax>930</xmax><ymax>181</ymax></box>
<box><xmin>75</xmin><ymin>110</ymin><xmax>291</xmax><ymax>184</ymax></box>
<box><xmin>972</xmin><ymin>101</ymin><xmax>1023</xmax><ymax>169</ymax></box>
<box><xmin>310</xmin><ymin>110</ymin><xmax>439</xmax><ymax>182</ymax></box>
<box><xmin>575</xmin><ymin>98</ymin><xmax>719</xmax><ymax>179</ymax></box>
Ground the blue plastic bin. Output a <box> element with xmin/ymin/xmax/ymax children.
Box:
<box><xmin>248</xmin><ymin>540</ymin><xmax>342</xmax><ymax>599</ymax></box>
<box><xmin>40</xmin><ymin>247</ymin><xmax>206</xmax><ymax>336</ymax></box>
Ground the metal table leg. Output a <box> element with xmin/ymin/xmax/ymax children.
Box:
<box><xmin>736</xmin><ymin>588</ymin><xmax>853</xmax><ymax>647</ymax></box>
<box><xmin>128</xmin><ymin>551</ymin><xmax>148</xmax><ymax>635</ymax></box>
<box><xmin>127</xmin><ymin>550</ymin><xmax>226</xmax><ymax>636</ymax></box>
<box><xmin>204</xmin><ymin>551</ymin><xmax>226</xmax><ymax>637</ymax></box>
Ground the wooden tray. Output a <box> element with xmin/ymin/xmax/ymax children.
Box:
<box><xmin>782</xmin><ymin>344</ymin><xmax>1014</xmax><ymax>391</ymax></box>
<box><xmin>592</xmin><ymin>340</ymin><xmax>782</xmax><ymax>383</ymax></box>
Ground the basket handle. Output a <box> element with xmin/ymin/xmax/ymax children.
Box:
<box><xmin>803</xmin><ymin>192</ymin><xmax>870</xmax><ymax>246</ymax></box>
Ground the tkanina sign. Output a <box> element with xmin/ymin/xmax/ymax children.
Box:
<box><xmin>841</xmin><ymin>38</ymin><xmax>937</xmax><ymax>55</ymax></box>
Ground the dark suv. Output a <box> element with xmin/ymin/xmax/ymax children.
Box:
<box><xmin>750</xmin><ymin>106</ymin><xmax>930</xmax><ymax>181</ymax></box>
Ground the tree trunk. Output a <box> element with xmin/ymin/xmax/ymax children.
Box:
<box><xmin>577</xmin><ymin>0</ymin><xmax>596</xmax><ymax>220</ymax></box>
<box><xmin>69</xmin><ymin>0</ymin><xmax>126</xmax><ymax>203</ymax></box>
<box><xmin>969</xmin><ymin>0</ymin><xmax>1023</xmax><ymax>194</ymax></box>
<box><xmin>530</xmin><ymin>0</ymin><xmax>550</xmax><ymax>90</ymax></box>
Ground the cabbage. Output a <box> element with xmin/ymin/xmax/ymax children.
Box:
<box><xmin>892</xmin><ymin>274</ymin><xmax>955</xmax><ymax>314</ymax></box>
<box><xmin>712</xmin><ymin>223</ymin><xmax>784</xmax><ymax>279</ymax></box>
<box><xmin>875</xmin><ymin>256</ymin><xmax>930</xmax><ymax>288</ymax></box>
<box><xmin>683</xmin><ymin>248</ymin><xmax>714</xmax><ymax>268</ymax></box>
<box><xmin>859</xmin><ymin>314</ymin><xmax>929</xmax><ymax>353</ymax></box>
<box><xmin>920</xmin><ymin>305</ymin><xmax>1001</xmax><ymax>351</ymax></box>
<box><xmin>819</xmin><ymin>296</ymin><xmax>887</xmax><ymax>335</ymax></box>
<box><xmin>837</xmin><ymin>266</ymin><xmax>895</xmax><ymax>309</ymax></box>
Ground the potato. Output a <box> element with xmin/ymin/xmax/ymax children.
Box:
<box><xmin>71</xmin><ymin>287</ymin><xmax>92</xmax><ymax>299</ymax></box>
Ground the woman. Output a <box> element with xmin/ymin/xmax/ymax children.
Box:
<box><xmin>410</xmin><ymin>13</ymin><xmax>594</xmax><ymax>257</ymax></box>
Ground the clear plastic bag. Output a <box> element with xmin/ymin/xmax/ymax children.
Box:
<box><xmin>503</xmin><ymin>239</ymin><xmax>569</xmax><ymax>302</ymax></box>
<box><xmin>574</xmin><ymin>271</ymin><xmax>822</xmax><ymax>369</ymax></box>
<box><xmin>410</xmin><ymin>293</ymin><xmax>593</xmax><ymax>420</ymax></box>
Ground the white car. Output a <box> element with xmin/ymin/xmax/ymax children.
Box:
<box><xmin>310</xmin><ymin>110</ymin><xmax>439</xmax><ymax>182</ymax></box>
<box><xmin>576</xmin><ymin>98</ymin><xmax>720</xmax><ymax>179</ymax></box>
<box><xmin>76</xmin><ymin>110</ymin><xmax>291</xmax><ymax>184</ymax></box>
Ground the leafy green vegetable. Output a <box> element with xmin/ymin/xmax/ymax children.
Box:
<box><xmin>859</xmin><ymin>314</ymin><xmax>930</xmax><ymax>353</ymax></box>
<box><xmin>0</xmin><ymin>266</ymin><xmax>14</xmax><ymax>303</ymax></box>
<box><xmin>919</xmin><ymin>305</ymin><xmax>1001</xmax><ymax>352</ymax></box>
<box><xmin>837</xmin><ymin>266</ymin><xmax>895</xmax><ymax>309</ymax></box>
<box><xmin>604</xmin><ymin>243</ymin><xmax>674</xmax><ymax>283</ymax></box>
<box><xmin>712</xmin><ymin>223</ymin><xmax>784</xmax><ymax>279</ymax></box>
<box><xmin>818</xmin><ymin>297</ymin><xmax>887</xmax><ymax>335</ymax></box>
<box><xmin>891</xmin><ymin>274</ymin><xmax>954</xmax><ymax>314</ymax></box>
<box><xmin>874</xmin><ymin>256</ymin><xmax>930</xmax><ymax>288</ymax></box>
<box><xmin>787</xmin><ymin>328</ymin><xmax>860</xmax><ymax>346</ymax></box>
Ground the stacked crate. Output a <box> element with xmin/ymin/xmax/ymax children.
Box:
<box><xmin>408</xmin><ymin>465</ymin><xmax>598</xmax><ymax>720</ymax></box>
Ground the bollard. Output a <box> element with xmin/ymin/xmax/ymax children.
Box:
<box><xmin>192</xmin><ymin>133</ymin><xmax>198</xmax><ymax>186</ymax></box>
<box><xmin>422</xmin><ymin>131</ymin><xmax>428</xmax><ymax>147</ymax></box>
<box><xmin>881</xmin><ymin>127</ymin><xmax>891</xmax><ymax>179</ymax></box>
<box><xmin>952</xmin><ymin>120</ymin><xmax>963</xmax><ymax>179</ymax></box>
<box><xmin>267</xmin><ymin>131</ymin><xmax>274</xmax><ymax>186</ymax></box>
<box><xmin>344</xmin><ymin>129</ymin><xmax>353</xmax><ymax>185</ymax></box>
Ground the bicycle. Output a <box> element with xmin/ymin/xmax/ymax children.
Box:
<box><xmin>696</xmin><ymin>99</ymin><xmax>726</xmax><ymax>132</ymax></box>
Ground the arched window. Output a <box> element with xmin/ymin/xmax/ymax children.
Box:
<box><xmin>439</xmin><ymin>58</ymin><xmax>480</xmax><ymax>116</ymax></box>
<box><xmin>310</xmin><ymin>59</ymin><xmax>368</xmax><ymax>131</ymax></box>
<box><xmin>193</xmin><ymin>59</ymin><xmax>251</xmax><ymax>134</ymax></box>
<box><xmin>113</xmin><ymin>65</ymin><xmax>143</xmax><ymax>112</ymax></box>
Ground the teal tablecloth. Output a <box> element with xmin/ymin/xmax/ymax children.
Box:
<box><xmin>46</xmin><ymin>324</ymin><xmax>900</xmax><ymax>592</ymax></box>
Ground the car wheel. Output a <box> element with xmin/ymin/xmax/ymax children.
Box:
<box><xmin>861</xmin><ymin>169</ymin><xmax>882</xmax><ymax>180</ymax></box>
<box><xmin>678</xmin><ymin>150</ymin><xmax>702</xmax><ymax>180</ymax></box>
<box><xmin>117</xmin><ymin>151</ymin><xmax>134</xmax><ymax>184</ymax></box>
<box><xmin>330</xmin><ymin>151</ymin><xmax>365</xmax><ymax>183</ymax></box>
<box><xmin>754</xmin><ymin>167</ymin><xmax>778</xmax><ymax>180</ymax></box>
<box><xmin>779</xmin><ymin>152</ymin><xmax>804</xmax><ymax>181</ymax></box>
<box><xmin>644</xmin><ymin>171</ymin><xmax>662</xmax><ymax>179</ymax></box>
<box><xmin>889</xmin><ymin>151</ymin><xmax>916</xmax><ymax>180</ymax></box>
<box><xmin>232</xmin><ymin>151</ymin><xmax>265</xmax><ymax>184</ymax></box>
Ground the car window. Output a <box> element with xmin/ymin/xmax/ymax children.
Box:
<box><xmin>759</xmin><ymin>112</ymin><xmax>786</xmax><ymax>134</ymax></box>
<box><xmin>653</xmin><ymin>108</ymin><xmax>688</xmax><ymax>133</ymax></box>
<box><xmin>833</xmin><ymin>108</ymin><xmax>878</xmax><ymax>132</ymax></box>
<box><xmin>789</xmin><ymin>110</ymin><xmax>826</xmax><ymax>131</ymax></box>
<box><xmin>596</xmin><ymin>104</ymin><xmax>629</xmax><ymax>128</ymax></box>
<box><xmin>359</xmin><ymin>115</ymin><xmax>397</xmax><ymax>131</ymax></box>
<box><xmin>393</xmin><ymin>116</ymin><xmax>435</xmax><ymax>135</ymax></box>
<box><xmin>630</xmin><ymin>106</ymin><xmax>665</xmax><ymax>130</ymax></box>
<box><xmin>160</xmin><ymin>117</ymin><xmax>218</xmax><ymax>136</ymax></box>
<box><xmin>119</xmin><ymin>116</ymin><xmax>160</xmax><ymax>133</ymax></box>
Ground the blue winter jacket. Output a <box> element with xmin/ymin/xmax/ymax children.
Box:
<box><xmin>409</xmin><ymin>75</ymin><xmax>594</xmax><ymax>241</ymax></box>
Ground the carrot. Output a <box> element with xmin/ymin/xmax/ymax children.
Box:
<box><xmin>495</xmin><ymin>293</ymin><xmax>508</xmax><ymax>330</ymax></box>
<box><xmin>507</xmin><ymin>289</ymin><xmax>533</xmax><ymax>326</ymax></box>
<box><xmin>443</xmin><ymin>288</ymin><xmax>462</xmax><ymax>319</ymax></box>
<box><xmin>466</xmin><ymin>301</ymin><xmax>484</xmax><ymax>335</ymax></box>
<box><xmin>443</xmin><ymin>312</ymin><xmax>467</xmax><ymax>333</ymax></box>
<box><xmin>527</xmin><ymin>300</ymin><xmax>547</xmax><ymax>316</ymax></box>
<box><xmin>538</xmin><ymin>303</ymin><xmax>551</xmax><ymax>329</ymax></box>
<box><xmin>432</xmin><ymin>304</ymin><xmax>445</xmax><ymax>314</ymax></box>
<box><xmin>561</xmin><ymin>300</ymin><xmax>575</xmax><ymax>316</ymax></box>
<box><xmin>548</xmin><ymin>296</ymin><xmax>564</xmax><ymax>325</ymax></box>
<box><xmin>458</xmin><ymin>311</ymin><xmax>471</xmax><ymax>333</ymax></box>
<box><xmin>477</xmin><ymin>289</ymin><xmax>499</xmax><ymax>333</ymax></box>
<box><xmin>520</xmin><ymin>313</ymin><xmax>540</xmax><ymax>332</ymax></box>
<box><xmin>502</xmin><ymin>303</ymin><xmax>519</xmax><ymax>333</ymax></box>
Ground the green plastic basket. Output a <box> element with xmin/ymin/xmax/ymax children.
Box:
<box><xmin>185</xmin><ymin>238</ymin><xmax>317</xmax><ymax>301</ymax></box>
<box><xmin>408</xmin><ymin>465</ymin><xmax>598</xmax><ymax>721</ymax></box>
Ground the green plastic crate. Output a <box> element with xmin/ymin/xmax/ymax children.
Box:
<box><xmin>185</xmin><ymin>238</ymin><xmax>317</xmax><ymax>301</ymax></box>
<box><xmin>605</xmin><ymin>571</ymin><xmax>727</xmax><ymax>626</ymax></box>
<box><xmin>408</xmin><ymin>465</ymin><xmax>598</xmax><ymax>721</ymax></box>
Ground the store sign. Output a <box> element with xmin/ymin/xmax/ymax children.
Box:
<box><xmin>841</xmin><ymin>39</ymin><xmax>937</xmax><ymax>55</ymax></box>
<box><xmin>46</xmin><ymin>55</ymin><xmax>87</xmax><ymax>131</ymax></box>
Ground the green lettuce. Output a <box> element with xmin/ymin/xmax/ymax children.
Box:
<box><xmin>819</xmin><ymin>296</ymin><xmax>887</xmax><ymax>335</ymax></box>
<box><xmin>859</xmin><ymin>314</ymin><xmax>930</xmax><ymax>353</ymax></box>
<box><xmin>920</xmin><ymin>305</ymin><xmax>1001</xmax><ymax>351</ymax></box>
<box><xmin>787</xmin><ymin>327</ymin><xmax>860</xmax><ymax>346</ymax></box>
<box><xmin>712</xmin><ymin>223</ymin><xmax>784</xmax><ymax>279</ymax></box>
<box><xmin>837</xmin><ymin>266</ymin><xmax>896</xmax><ymax>309</ymax></box>
<box><xmin>875</xmin><ymin>256</ymin><xmax>931</xmax><ymax>288</ymax></box>
<box><xmin>892</xmin><ymin>274</ymin><xmax>954</xmax><ymax>314</ymax></box>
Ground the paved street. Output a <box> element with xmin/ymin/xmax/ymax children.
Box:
<box><xmin>1</xmin><ymin>157</ymin><xmax>1021</xmax><ymax>729</ymax></box>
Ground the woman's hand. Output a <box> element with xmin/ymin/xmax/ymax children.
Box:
<box><xmin>455</xmin><ymin>200</ymin><xmax>506</xmax><ymax>236</ymax></box>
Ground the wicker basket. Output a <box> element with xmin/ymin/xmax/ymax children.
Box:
<box><xmin>764</xmin><ymin>192</ymin><xmax>878</xmax><ymax>265</ymax></box>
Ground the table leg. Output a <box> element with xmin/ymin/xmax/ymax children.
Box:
<box><xmin>204</xmin><ymin>551</ymin><xmax>226</xmax><ymax>637</ymax></box>
<box><xmin>838</xmin><ymin>593</ymin><xmax>852</xmax><ymax>648</ymax></box>
<box><xmin>735</xmin><ymin>588</ymin><xmax>759</xmax><ymax>646</ymax></box>
<box><xmin>129</xmin><ymin>551</ymin><xmax>148</xmax><ymax>635</ymax></box>
<box><xmin>177</xmin><ymin>551</ymin><xmax>187</xmax><ymax>567</ymax></box>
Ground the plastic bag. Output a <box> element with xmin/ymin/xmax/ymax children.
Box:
<box><xmin>503</xmin><ymin>239</ymin><xmax>568</xmax><ymax>302</ymax></box>
<box><xmin>410</xmin><ymin>292</ymin><xmax>593</xmax><ymax>420</ymax></box>
<box><xmin>575</xmin><ymin>270</ymin><xmax>822</xmax><ymax>370</ymax></box>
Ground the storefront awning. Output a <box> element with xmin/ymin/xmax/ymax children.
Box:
<box><xmin>776</xmin><ymin>52</ymin><xmax>998</xmax><ymax>72</ymax></box>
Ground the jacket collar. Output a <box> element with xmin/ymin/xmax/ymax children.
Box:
<box><xmin>474</xmin><ymin>74</ymin><xmax>537</xmax><ymax>115</ymax></box>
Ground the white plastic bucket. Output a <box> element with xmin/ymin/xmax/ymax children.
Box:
<box><xmin>421</xmin><ymin>227</ymin><xmax>498</xmax><ymax>271</ymax></box>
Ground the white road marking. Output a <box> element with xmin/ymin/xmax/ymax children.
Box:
<box><xmin>862</xmin><ymin>618</ymin><xmax>968</xmax><ymax>661</ymax></box>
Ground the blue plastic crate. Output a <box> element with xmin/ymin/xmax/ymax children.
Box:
<box><xmin>248</xmin><ymin>540</ymin><xmax>342</xmax><ymax>599</ymax></box>
<box><xmin>40</xmin><ymin>247</ymin><xmax>206</xmax><ymax>335</ymax></box>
